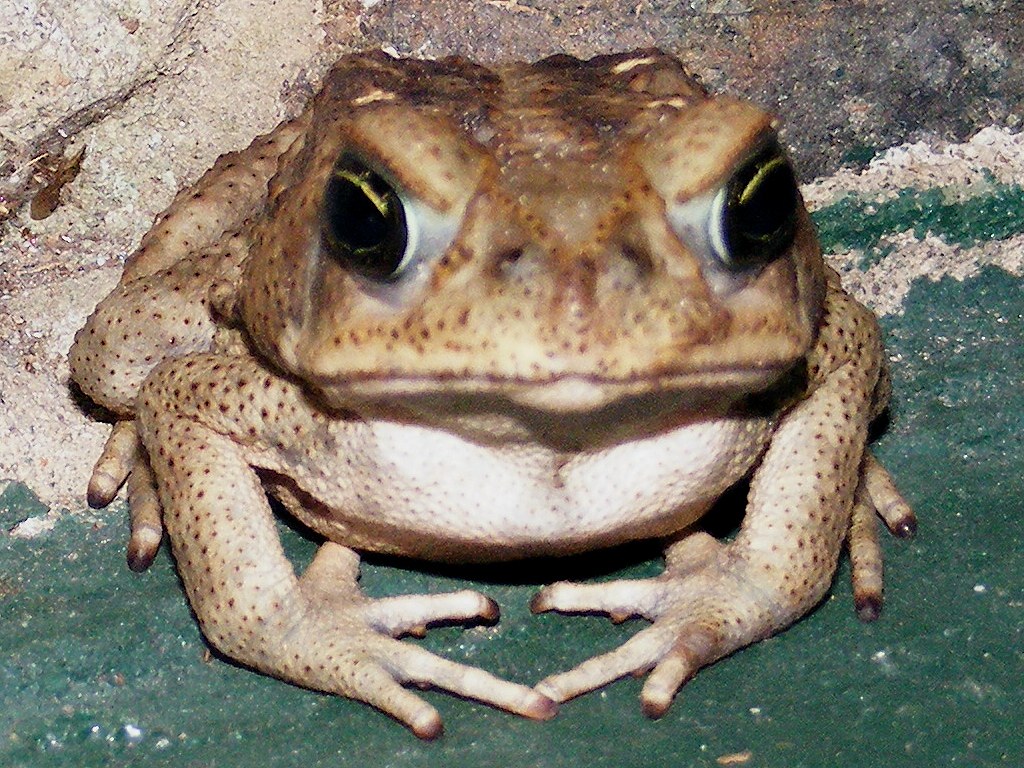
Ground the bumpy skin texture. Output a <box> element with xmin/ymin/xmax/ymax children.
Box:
<box><xmin>69</xmin><ymin>50</ymin><xmax>914</xmax><ymax>738</ymax></box>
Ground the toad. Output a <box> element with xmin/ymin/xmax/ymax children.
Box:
<box><xmin>69</xmin><ymin>50</ymin><xmax>915</xmax><ymax>738</ymax></box>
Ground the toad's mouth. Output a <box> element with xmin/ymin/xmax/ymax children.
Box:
<box><xmin>322</xmin><ymin>364</ymin><xmax>796</xmax><ymax>413</ymax></box>
<box><xmin>304</xmin><ymin>363</ymin><xmax>806</xmax><ymax>450</ymax></box>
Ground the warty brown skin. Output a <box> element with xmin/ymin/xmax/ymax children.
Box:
<box><xmin>69</xmin><ymin>49</ymin><xmax>914</xmax><ymax>738</ymax></box>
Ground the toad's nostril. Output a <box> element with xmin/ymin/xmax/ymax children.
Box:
<box><xmin>620</xmin><ymin>243</ymin><xmax>655</xmax><ymax>279</ymax></box>
<box><xmin>496</xmin><ymin>247</ymin><xmax>524</xmax><ymax>268</ymax></box>
<box><xmin>486</xmin><ymin>246</ymin><xmax>528</xmax><ymax>281</ymax></box>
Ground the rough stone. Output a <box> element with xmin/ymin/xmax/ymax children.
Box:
<box><xmin>0</xmin><ymin>0</ymin><xmax>1020</xmax><ymax>508</ymax></box>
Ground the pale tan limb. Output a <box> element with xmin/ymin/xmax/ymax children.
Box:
<box><xmin>137</xmin><ymin>356</ymin><xmax>556</xmax><ymax>738</ymax></box>
<box><xmin>68</xmin><ymin>116</ymin><xmax>308</xmax><ymax>417</ymax></box>
<box><xmin>121</xmin><ymin>116</ymin><xmax>309</xmax><ymax>282</ymax></box>
<box><xmin>533</xmin><ymin>532</ymin><xmax>768</xmax><ymax>716</ymax></box>
<box><xmin>533</xmin><ymin>285</ymin><xmax>912</xmax><ymax>716</ymax></box>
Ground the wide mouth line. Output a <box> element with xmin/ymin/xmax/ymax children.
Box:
<box><xmin>308</xmin><ymin>363</ymin><xmax>796</xmax><ymax>387</ymax></box>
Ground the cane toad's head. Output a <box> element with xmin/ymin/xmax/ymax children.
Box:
<box><xmin>237</xmin><ymin>50</ymin><xmax>824</xmax><ymax>436</ymax></box>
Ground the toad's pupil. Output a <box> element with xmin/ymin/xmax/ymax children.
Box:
<box><xmin>326</xmin><ymin>171</ymin><xmax>391</xmax><ymax>250</ymax></box>
<box><xmin>321</xmin><ymin>157</ymin><xmax>409</xmax><ymax>281</ymax></box>
<box><xmin>722</xmin><ymin>148</ymin><xmax>798</xmax><ymax>267</ymax></box>
<box><xmin>734</xmin><ymin>156</ymin><xmax>796</xmax><ymax>241</ymax></box>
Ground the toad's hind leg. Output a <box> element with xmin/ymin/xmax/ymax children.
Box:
<box><xmin>847</xmin><ymin>450</ymin><xmax>917</xmax><ymax>620</ymax></box>
<box><xmin>70</xmin><ymin>116</ymin><xmax>310</xmax><ymax>561</ymax></box>
<box><xmin>119</xmin><ymin>114</ymin><xmax>310</xmax><ymax>283</ymax></box>
<box><xmin>70</xmin><ymin>115</ymin><xmax>309</xmax><ymax>417</ymax></box>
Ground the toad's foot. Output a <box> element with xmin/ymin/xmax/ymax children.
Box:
<box><xmin>216</xmin><ymin>542</ymin><xmax>557</xmax><ymax>739</ymax></box>
<box><xmin>531</xmin><ymin>532</ymin><xmax>796</xmax><ymax>716</ymax></box>
<box><xmin>85</xmin><ymin>420</ymin><xmax>166</xmax><ymax>572</ymax></box>
<box><xmin>847</xmin><ymin>451</ymin><xmax>917</xmax><ymax>621</ymax></box>
<box><xmin>277</xmin><ymin>543</ymin><xmax>559</xmax><ymax>736</ymax></box>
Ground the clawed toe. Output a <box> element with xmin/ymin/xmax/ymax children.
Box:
<box><xmin>531</xmin><ymin>577</ymin><xmax>664</xmax><ymax>621</ymax></box>
<box><xmin>535</xmin><ymin>626</ymin><xmax>674</xmax><ymax>705</ymax></box>
<box><xmin>848</xmin><ymin>452</ymin><xmax>917</xmax><ymax>620</ymax></box>
<box><xmin>640</xmin><ymin>655</ymin><xmax>689</xmax><ymax>718</ymax></box>
<box><xmin>385</xmin><ymin>642</ymin><xmax>557</xmax><ymax>724</ymax></box>
<box><xmin>86</xmin><ymin>420</ymin><xmax>168</xmax><ymax>572</ymax></box>
<box><xmin>86</xmin><ymin>420</ymin><xmax>138</xmax><ymax>508</ymax></box>
<box><xmin>364</xmin><ymin>590</ymin><xmax>500</xmax><ymax>637</ymax></box>
<box><xmin>358</xmin><ymin>652</ymin><xmax>555</xmax><ymax>738</ymax></box>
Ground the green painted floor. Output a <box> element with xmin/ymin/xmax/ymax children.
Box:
<box><xmin>3</xmin><ymin>190</ymin><xmax>1023</xmax><ymax>766</ymax></box>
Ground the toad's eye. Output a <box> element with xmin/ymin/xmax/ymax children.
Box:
<box><xmin>321</xmin><ymin>154</ymin><xmax>410</xmax><ymax>281</ymax></box>
<box><xmin>710</xmin><ymin>141</ymin><xmax>799</xmax><ymax>269</ymax></box>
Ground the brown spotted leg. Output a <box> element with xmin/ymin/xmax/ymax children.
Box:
<box><xmin>532</xmin><ymin>283</ymin><xmax>913</xmax><ymax>715</ymax></box>
<box><xmin>70</xmin><ymin>117</ymin><xmax>310</xmax><ymax>565</ymax></box>
<box><xmin>135</xmin><ymin>354</ymin><xmax>556</xmax><ymax>738</ymax></box>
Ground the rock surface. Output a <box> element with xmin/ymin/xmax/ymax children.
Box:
<box><xmin>0</xmin><ymin>0</ymin><xmax>1021</xmax><ymax>509</ymax></box>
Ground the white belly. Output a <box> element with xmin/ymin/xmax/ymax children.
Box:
<box><xmin>276</xmin><ymin>414</ymin><xmax>775</xmax><ymax>560</ymax></box>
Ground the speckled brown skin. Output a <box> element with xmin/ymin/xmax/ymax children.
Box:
<box><xmin>69</xmin><ymin>50</ymin><xmax>914</xmax><ymax>738</ymax></box>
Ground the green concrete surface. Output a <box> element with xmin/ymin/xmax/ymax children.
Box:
<box><xmin>3</xmin><ymin>185</ymin><xmax>1022</xmax><ymax>766</ymax></box>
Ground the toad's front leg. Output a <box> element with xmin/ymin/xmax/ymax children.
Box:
<box><xmin>531</xmin><ymin>375</ymin><xmax>870</xmax><ymax>712</ymax></box>
<box><xmin>135</xmin><ymin>355</ymin><xmax>555</xmax><ymax>738</ymax></box>
<box><xmin>533</xmin><ymin>287</ymin><xmax>913</xmax><ymax>714</ymax></box>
